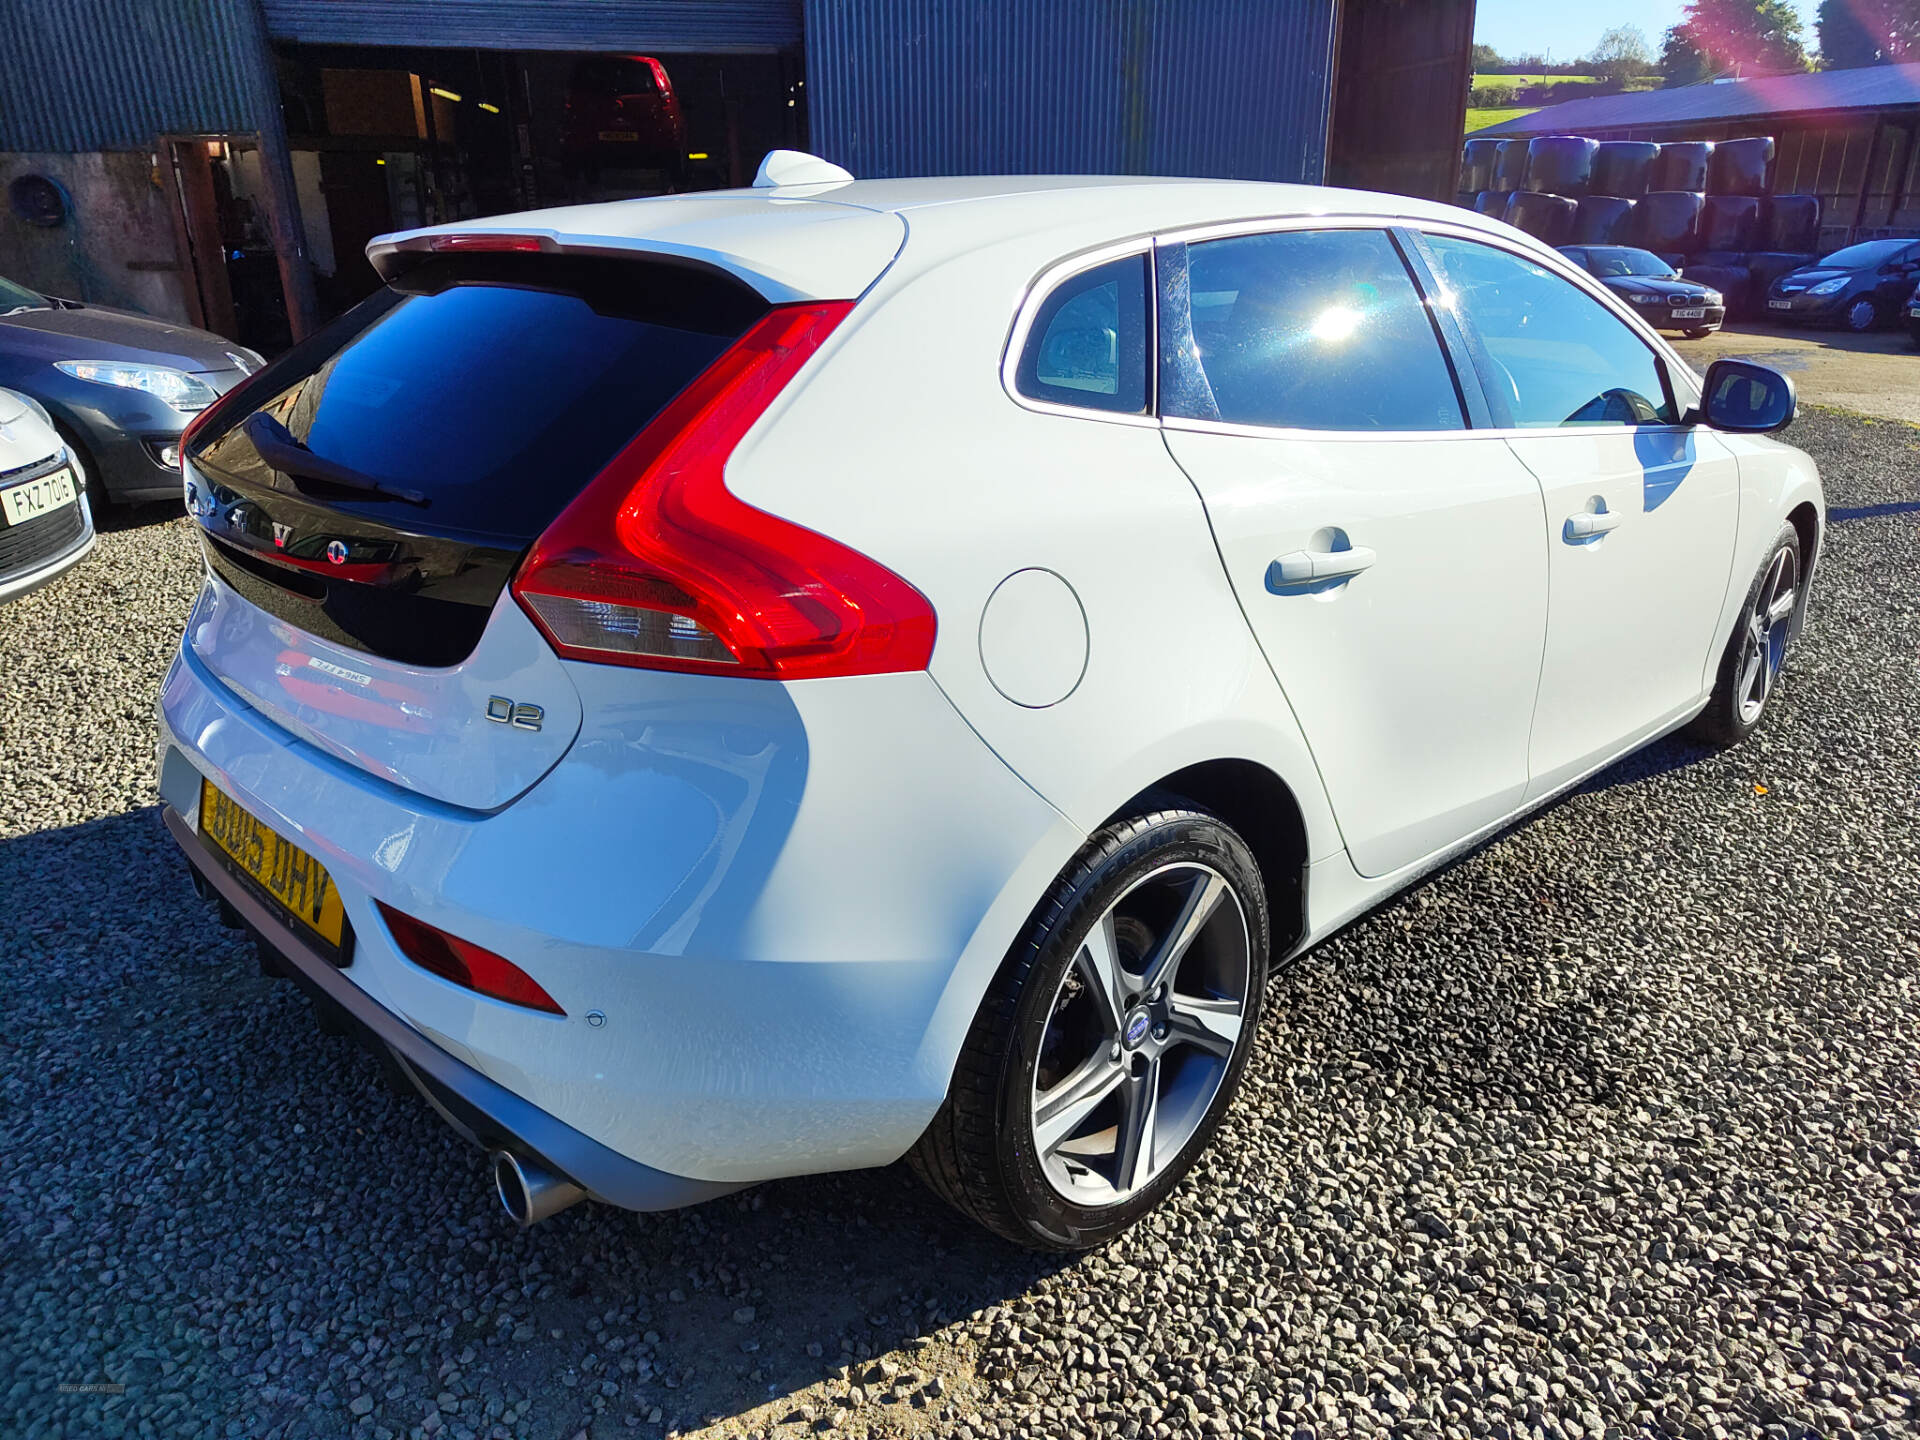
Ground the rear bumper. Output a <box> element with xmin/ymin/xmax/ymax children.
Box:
<box><xmin>156</xmin><ymin>593</ymin><xmax>1079</xmax><ymax>1189</ymax></box>
<box><xmin>164</xmin><ymin>806</ymin><xmax>738</xmax><ymax>1211</ymax></box>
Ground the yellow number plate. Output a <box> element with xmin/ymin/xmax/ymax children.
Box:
<box><xmin>199</xmin><ymin>778</ymin><xmax>347</xmax><ymax>952</ymax></box>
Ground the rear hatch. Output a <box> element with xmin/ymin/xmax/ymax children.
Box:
<box><xmin>183</xmin><ymin>250</ymin><xmax>771</xmax><ymax>810</ymax></box>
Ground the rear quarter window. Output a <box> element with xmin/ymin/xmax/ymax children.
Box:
<box><xmin>1014</xmin><ymin>254</ymin><xmax>1150</xmax><ymax>415</ymax></box>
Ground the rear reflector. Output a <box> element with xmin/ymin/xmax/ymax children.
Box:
<box><xmin>376</xmin><ymin>903</ymin><xmax>565</xmax><ymax>1015</ymax></box>
<box><xmin>511</xmin><ymin>301</ymin><xmax>937</xmax><ymax>680</ymax></box>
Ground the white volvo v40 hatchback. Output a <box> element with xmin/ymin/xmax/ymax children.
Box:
<box><xmin>160</xmin><ymin>156</ymin><xmax>1821</xmax><ymax>1249</ymax></box>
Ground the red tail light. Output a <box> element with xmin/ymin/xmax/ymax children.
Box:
<box><xmin>377</xmin><ymin>903</ymin><xmax>566</xmax><ymax>1015</ymax></box>
<box><xmin>511</xmin><ymin>301</ymin><xmax>937</xmax><ymax>680</ymax></box>
<box><xmin>429</xmin><ymin>233</ymin><xmax>544</xmax><ymax>253</ymax></box>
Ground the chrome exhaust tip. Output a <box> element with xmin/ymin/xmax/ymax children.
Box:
<box><xmin>491</xmin><ymin>1149</ymin><xmax>587</xmax><ymax>1226</ymax></box>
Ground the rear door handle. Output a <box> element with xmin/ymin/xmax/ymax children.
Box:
<box><xmin>1563</xmin><ymin>511</ymin><xmax>1622</xmax><ymax>541</ymax></box>
<box><xmin>1266</xmin><ymin>546</ymin><xmax>1377</xmax><ymax>589</ymax></box>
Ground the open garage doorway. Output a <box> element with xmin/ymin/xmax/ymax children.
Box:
<box><xmin>271</xmin><ymin>43</ymin><xmax>806</xmax><ymax>323</ymax></box>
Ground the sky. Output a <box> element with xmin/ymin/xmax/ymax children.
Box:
<box><xmin>1473</xmin><ymin>0</ymin><xmax>1820</xmax><ymax>64</ymax></box>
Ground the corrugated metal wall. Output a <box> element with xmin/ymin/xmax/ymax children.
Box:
<box><xmin>259</xmin><ymin>0</ymin><xmax>802</xmax><ymax>52</ymax></box>
<box><xmin>803</xmin><ymin>0</ymin><xmax>1338</xmax><ymax>182</ymax></box>
<box><xmin>0</xmin><ymin>0</ymin><xmax>275</xmax><ymax>151</ymax></box>
<box><xmin>1141</xmin><ymin>2</ymin><xmax>1336</xmax><ymax>183</ymax></box>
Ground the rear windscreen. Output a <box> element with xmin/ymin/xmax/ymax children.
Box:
<box><xmin>193</xmin><ymin>254</ymin><xmax>766</xmax><ymax>542</ymax></box>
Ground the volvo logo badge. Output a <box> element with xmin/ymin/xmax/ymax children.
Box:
<box><xmin>325</xmin><ymin>539</ymin><xmax>349</xmax><ymax>565</ymax></box>
<box><xmin>1125</xmin><ymin>1011</ymin><xmax>1152</xmax><ymax>1047</ymax></box>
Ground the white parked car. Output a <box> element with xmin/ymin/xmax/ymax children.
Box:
<box><xmin>159</xmin><ymin>156</ymin><xmax>1821</xmax><ymax>1249</ymax></box>
<box><xmin>0</xmin><ymin>384</ymin><xmax>93</xmax><ymax>603</ymax></box>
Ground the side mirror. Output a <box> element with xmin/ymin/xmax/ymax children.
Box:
<box><xmin>1697</xmin><ymin>359</ymin><xmax>1796</xmax><ymax>434</ymax></box>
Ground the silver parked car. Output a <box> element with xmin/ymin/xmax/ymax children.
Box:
<box><xmin>0</xmin><ymin>385</ymin><xmax>94</xmax><ymax>602</ymax></box>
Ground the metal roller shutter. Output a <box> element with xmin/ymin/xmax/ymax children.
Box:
<box><xmin>260</xmin><ymin>0</ymin><xmax>803</xmax><ymax>53</ymax></box>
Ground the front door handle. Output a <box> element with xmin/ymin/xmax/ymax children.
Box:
<box><xmin>1266</xmin><ymin>545</ymin><xmax>1377</xmax><ymax>589</ymax></box>
<box><xmin>1563</xmin><ymin>510</ymin><xmax>1622</xmax><ymax>542</ymax></box>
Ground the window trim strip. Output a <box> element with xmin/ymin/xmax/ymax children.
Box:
<box><xmin>1002</xmin><ymin>209</ymin><xmax>1712</xmax><ymax>442</ymax></box>
<box><xmin>1000</xmin><ymin>239</ymin><xmax>1161</xmax><ymax>429</ymax></box>
<box><xmin>1393</xmin><ymin>226</ymin><xmax>1500</xmax><ymax>431</ymax></box>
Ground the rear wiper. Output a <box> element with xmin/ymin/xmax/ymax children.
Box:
<box><xmin>242</xmin><ymin>412</ymin><xmax>429</xmax><ymax>507</ymax></box>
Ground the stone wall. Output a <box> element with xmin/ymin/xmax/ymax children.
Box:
<box><xmin>0</xmin><ymin>150</ymin><xmax>191</xmax><ymax>322</ymax></box>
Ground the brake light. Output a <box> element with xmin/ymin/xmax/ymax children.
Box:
<box><xmin>429</xmin><ymin>233</ymin><xmax>544</xmax><ymax>253</ymax></box>
<box><xmin>377</xmin><ymin>903</ymin><xmax>565</xmax><ymax>1015</ymax></box>
<box><xmin>511</xmin><ymin>301</ymin><xmax>936</xmax><ymax>679</ymax></box>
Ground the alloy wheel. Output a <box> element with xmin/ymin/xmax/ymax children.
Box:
<box><xmin>1029</xmin><ymin>861</ymin><xmax>1251</xmax><ymax>1207</ymax></box>
<box><xmin>1737</xmin><ymin>545</ymin><xmax>1798</xmax><ymax>725</ymax></box>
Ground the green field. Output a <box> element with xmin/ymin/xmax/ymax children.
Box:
<box><xmin>1472</xmin><ymin>72</ymin><xmax>1602</xmax><ymax>88</ymax></box>
<box><xmin>1465</xmin><ymin>106</ymin><xmax>1540</xmax><ymax>133</ymax></box>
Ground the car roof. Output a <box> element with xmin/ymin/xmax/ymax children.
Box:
<box><xmin>370</xmin><ymin>175</ymin><xmax>1530</xmax><ymax>303</ymax></box>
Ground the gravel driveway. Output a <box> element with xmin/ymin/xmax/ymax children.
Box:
<box><xmin>4</xmin><ymin>407</ymin><xmax>1917</xmax><ymax>1440</ymax></box>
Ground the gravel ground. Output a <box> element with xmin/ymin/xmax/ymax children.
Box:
<box><xmin>4</xmin><ymin>407</ymin><xmax>1918</xmax><ymax>1440</ymax></box>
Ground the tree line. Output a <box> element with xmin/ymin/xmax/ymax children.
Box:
<box><xmin>1476</xmin><ymin>0</ymin><xmax>1920</xmax><ymax>97</ymax></box>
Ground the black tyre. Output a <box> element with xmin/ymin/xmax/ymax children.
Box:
<box><xmin>910</xmin><ymin>808</ymin><xmax>1269</xmax><ymax>1250</ymax></box>
<box><xmin>1682</xmin><ymin>327</ymin><xmax>1713</xmax><ymax>340</ymax></box>
<box><xmin>1690</xmin><ymin>523</ymin><xmax>1803</xmax><ymax>749</ymax></box>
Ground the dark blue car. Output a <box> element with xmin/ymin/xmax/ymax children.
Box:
<box><xmin>0</xmin><ymin>274</ymin><xmax>261</xmax><ymax>508</ymax></box>
<box><xmin>1764</xmin><ymin>237</ymin><xmax>1920</xmax><ymax>333</ymax></box>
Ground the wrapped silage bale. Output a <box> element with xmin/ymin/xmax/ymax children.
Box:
<box><xmin>1506</xmin><ymin>191</ymin><xmax>1579</xmax><ymax>246</ymax></box>
<box><xmin>1526</xmin><ymin>135</ymin><xmax>1600</xmax><ymax>196</ymax></box>
<box><xmin>1701</xmin><ymin>195</ymin><xmax>1762</xmax><ymax>253</ymax></box>
<box><xmin>1681</xmin><ymin>262</ymin><xmax>1752</xmax><ymax>318</ymax></box>
<box><xmin>1708</xmin><ymin>137</ymin><xmax>1775</xmax><ymax>197</ymax></box>
<box><xmin>1763</xmin><ymin>195</ymin><xmax>1822</xmax><ymax>253</ymax></box>
<box><xmin>1591</xmin><ymin>142</ymin><xmax>1661</xmax><ymax>198</ymax></box>
<box><xmin>1462</xmin><ymin>139</ymin><xmax>1501</xmax><ymax>193</ymax></box>
<box><xmin>1651</xmin><ymin>142</ymin><xmax>1714</xmax><ymax>193</ymax></box>
<box><xmin>1745</xmin><ymin>251</ymin><xmax>1819</xmax><ymax>303</ymax></box>
<box><xmin>1572</xmin><ymin>195</ymin><xmax>1637</xmax><ymax>245</ymax></box>
<box><xmin>1492</xmin><ymin>140</ymin><xmax>1530</xmax><ymax>193</ymax></box>
<box><xmin>1473</xmin><ymin>191</ymin><xmax>1508</xmax><ymax>217</ymax></box>
<box><xmin>1635</xmin><ymin>191</ymin><xmax>1707</xmax><ymax>254</ymax></box>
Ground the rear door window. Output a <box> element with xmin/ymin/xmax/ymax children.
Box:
<box><xmin>193</xmin><ymin>254</ymin><xmax>763</xmax><ymax>542</ymax></box>
<box><xmin>1170</xmin><ymin>228</ymin><xmax>1466</xmax><ymax>432</ymax></box>
<box><xmin>1014</xmin><ymin>254</ymin><xmax>1150</xmax><ymax>414</ymax></box>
